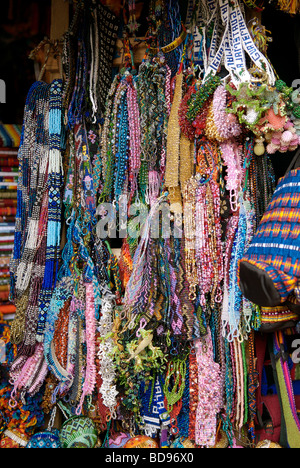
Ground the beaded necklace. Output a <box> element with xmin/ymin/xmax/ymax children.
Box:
<box><xmin>53</xmin><ymin>298</ymin><xmax>70</xmax><ymax>370</ymax></box>
<box><xmin>180</xmin><ymin>132</ymin><xmax>194</xmax><ymax>199</ymax></box>
<box><xmin>12</xmin><ymin>225</ymin><xmax>47</xmax><ymax>352</ymax></box>
<box><xmin>67</xmin><ymin>28</ymin><xmax>87</xmax><ymax>128</ymax></box>
<box><xmin>233</xmin><ymin>338</ymin><xmax>244</xmax><ymax>430</ymax></box>
<box><xmin>61</xmin><ymin>1</ymin><xmax>83</xmax><ymax>119</ymax></box>
<box><xmin>0</xmin><ymin>366</ymin><xmax>44</xmax><ymax>444</ymax></box>
<box><xmin>76</xmin><ymin>281</ymin><xmax>97</xmax><ymax>415</ymax></box>
<box><xmin>176</xmin><ymin>354</ymin><xmax>190</xmax><ymax>438</ymax></box>
<box><xmin>88</xmin><ymin>7</ymin><xmax>100</xmax><ymax>123</ymax></box>
<box><xmin>223</xmin><ymin>336</ymin><xmax>234</xmax><ymax>447</ymax></box>
<box><xmin>209</xmin><ymin>85</ymin><xmax>242</xmax><ymax>142</ymax></box>
<box><xmin>194</xmin><ymin>139</ymin><xmax>224</xmax><ymax>310</ymax></box>
<box><xmin>247</xmin><ymin>330</ymin><xmax>258</xmax><ymax>444</ymax></box>
<box><xmin>188</xmin><ymin>348</ymin><xmax>198</xmax><ymax>441</ymax></box>
<box><xmin>10</xmin><ymin>81</ymin><xmax>68</xmax><ymax>358</ymax></box>
<box><xmin>137</xmin><ymin>58</ymin><xmax>169</xmax><ymax>203</ymax></box>
<box><xmin>96</xmin><ymin>278</ymin><xmax>118</xmax><ymax>419</ymax></box>
<box><xmin>186</xmin><ymin>75</ymin><xmax>221</xmax><ymax>124</ymax></box>
<box><xmin>98</xmin><ymin>75</ymin><xmax>120</xmax><ymax>199</ymax></box>
<box><xmin>177</xmin><ymin>236</ymin><xmax>195</xmax><ymax>341</ymax></box>
<box><xmin>168</xmin><ymin>237</ymin><xmax>185</xmax><ymax>338</ymax></box>
<box><xmin>165</xmin><ymin>71</ymin><xmax>184</xmax><ymax>209</ymax></box>
<box><xmin>10</xmin><ymin>343</ymin><xmax>47</xmax><ymax>403</ymax></box>
<box><xmin>163</xmin><ymin>358</ymin><xmax>186</xmax><ymax>428</ymax></box>
<box><xmin>96</xmin><ymin>2</ymin><xmax>120</xmax><ymax>121</ymax></box>
<box><xmin>141</xmin><ymin>374</ymin><xmax>170</xmax><ymax>439</ymax></box>
<box><xmin>220</xmin><ymin>140</ymin><xmax>243</xmax><ymax>213</ymax></box>
<box><xmin>178</xmin><ymin>79</ymin><xmax>197</xmax><ymax>141</ymax></box>
<box><xmin>43</xmin><ymin>277</ymin><xmax>74</xmax><ymax>398</ymax></box>
<box><xmin>156</xmin><ymin>0</ymin><xmax>184</xmax><ymax>78</ymax></box>
<box><xmin>37</xmin><ymin>79</ymin><xmax>64</xmax><ymax>341</ymax></box>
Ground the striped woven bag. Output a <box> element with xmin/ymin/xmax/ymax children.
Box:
<box><xmin>239</xmin><ymin>149</ymin><xmax>300</xmax><ymax>315</ymax></box>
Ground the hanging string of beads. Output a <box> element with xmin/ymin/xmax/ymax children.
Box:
<box><xmin>3</xmin><ymin>0</ymin><xmax>300</xmax><ymax>450</ymax></box>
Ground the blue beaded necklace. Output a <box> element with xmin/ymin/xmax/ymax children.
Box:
<box><xmin>114</xmin><ymin>85</ymin><xmax>129</xmax><ymax>203</ymax></box>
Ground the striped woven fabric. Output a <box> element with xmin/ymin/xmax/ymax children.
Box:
<box><xmin>239</xmin><ymin>168</ymin><xmax>300</xmax><ymax>303</ymax></box>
